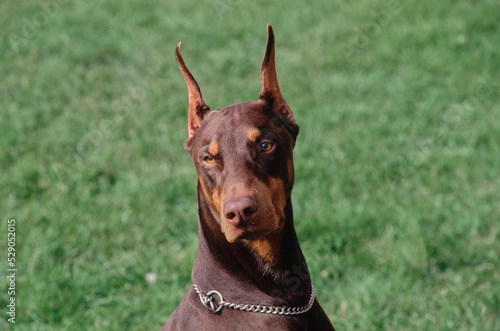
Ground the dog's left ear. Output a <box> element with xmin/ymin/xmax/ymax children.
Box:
<box><xmin>259</xmin><ymin>24</ymin><xmax>299</xmax><ymax>134</ymax></box>
<box><xmin>175</xmin><ymin>42</ymin><xmax>211</xmax><ymax>141</ymax></box>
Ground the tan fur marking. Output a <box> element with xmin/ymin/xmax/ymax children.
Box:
<box><xmin>208</xmin><ymin>140</ymin><xmax>219</xmax><ymax>156</ymax></box>
<box><xmin>249</xmin><ymin>239</ymin><xmax>275</xmax><ymax>263</ymax></box>
<box><xmin>269</xmin><ymin>177</ymin><xmax>286</xmax><ymax>216</ymax></box>
<box><xmin>211</xmin><ymin>188</ymin><xmax>221</xmax><ymax>214</ymax></box>
<box><xmin>198</xmin><ymin>174</ymin><xmax>222</xmax><ymax>215</ymax></box>
<box><xmin>246</xmin><ymin>127</ymin><xmax>261</xmax><ymax>142</ymax></box>
<box><xmin>198</xmin><ymin>177</ymin><xmax>211</xmax><ymax>203</ymax></box>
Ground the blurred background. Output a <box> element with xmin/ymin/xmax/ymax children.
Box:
<box><xmin>1</xmin><ymin>0</ymin><xmax>499</xmax><ymax>330</ymax></box>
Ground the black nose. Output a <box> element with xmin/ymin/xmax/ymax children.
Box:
<box><xmin>223</xmin><ymin>197</ymin><xmax>258</xmax><ymax>227</ymax></box>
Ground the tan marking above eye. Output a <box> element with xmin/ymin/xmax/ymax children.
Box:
<box><xmin>208</xmin><ymin>140</ymin><xmax>219</xmax><ymax>157</ymax></box>
<box><xmin>247</xmin><ymin>127</ymin><xmax>260</xmax><ymax>142</ymax></box>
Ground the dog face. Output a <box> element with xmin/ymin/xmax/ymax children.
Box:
<box><xmin>186</xmin><ymin>100</ymin><xmax>297</xmax><ymax>246</ymax></box>
<box><xmin>176</xmin><ymin>25</ymin><xmax>298</xmax><ymax>260</ymax></box>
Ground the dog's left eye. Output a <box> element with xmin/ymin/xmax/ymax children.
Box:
<box><xmin>204</xmin><ymin>155</ymin><xmax>215</xmax><ymax>164</ymax></box>
<box><xmin>260</xmin><ymin>142</ymin><xmax>273</xmax><ymax>152</ymax></box>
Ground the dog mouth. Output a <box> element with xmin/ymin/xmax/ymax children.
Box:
<box><xmin>233</xmin><ymin>220</ymin><xmax>284</xmax><ymax>242</ymax></box>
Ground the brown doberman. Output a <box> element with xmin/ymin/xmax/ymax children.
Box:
<box><xmin>161</xmin><ymin>25</ymin><xmax>335</xmax><ymax>331</ymax></box>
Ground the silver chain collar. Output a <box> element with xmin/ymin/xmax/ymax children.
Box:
<box><xmin>193</xmin><ymin>283</ymin><xmax>315</xmax><ymax>315</ymax></box>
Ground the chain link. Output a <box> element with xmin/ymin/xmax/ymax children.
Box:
<box><xmin>193</xmin><ymin>283</ymin><xmax>315</xmax><ymax>315</ymax></box>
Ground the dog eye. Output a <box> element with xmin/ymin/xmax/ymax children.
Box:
<box><xmin>204</xmin><ymin>155</ymin><xmax>215</xmax><ymax>164</ymax></box>
<box><xmin>260</xmin><ymin>142</ymin><xmax>273</xmax><ymax>152</ymax></box>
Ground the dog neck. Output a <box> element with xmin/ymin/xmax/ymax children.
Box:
<box><xmin>191</xmin><ymin>182</ymin><xmax>312</xmax><ymax>306</ymax></box>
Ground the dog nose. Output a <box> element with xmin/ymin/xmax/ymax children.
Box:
<box><xmin>223</xmin><ymin>197</ymin><xmax>258</xmax><ymax>227</ymax></box>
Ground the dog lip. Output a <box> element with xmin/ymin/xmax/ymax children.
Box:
<box><xmin>236</xmin><ymin>226</ymin><xmax>282</xmax><ymax>241</ymax></box>
<box><xmin>225</xmin><ymin>216</ymin><xmax>285</xmax><ymax>242</ymax></box>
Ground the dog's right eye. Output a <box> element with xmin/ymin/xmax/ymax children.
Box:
<box><xmin>204</xmin><ymin>155</ymin><xmax>215</xmax><ymax>164</ymax></box>
<box><xmin>260</xmin><ymin>141</ymin><xmax>274</xmax><ymax>152</ymax></box>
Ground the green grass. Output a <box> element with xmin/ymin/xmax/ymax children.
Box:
<box><xmin>1</xmin><ymin>0</ymin><xmax>499</xmax><ymax>330</ymax></box>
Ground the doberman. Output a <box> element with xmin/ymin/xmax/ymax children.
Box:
<box><xmin>161</xmin><ymin>25</ymin><xmax>335</xmax><ymax>331</ymax></box>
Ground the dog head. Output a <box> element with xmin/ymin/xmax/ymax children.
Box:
<box><xmin>176</xmin><ymin>25</ymin><xmax>299</xmax><ymax>261</ymax></box>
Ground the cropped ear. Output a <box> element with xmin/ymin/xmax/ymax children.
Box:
<box><xmin>175</xmin><ymin>42</ymin><xmax>210</xmax><ymax>139</ymax></box>
<box><xmin>259</xmin><ymin>24</ymin><xmax>298</xmax><ymax>134</ymax></box>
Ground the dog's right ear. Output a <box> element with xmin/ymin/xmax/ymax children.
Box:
<box><xmin>259</xmin><ymin>24</ymin><xmax>299</xmax><ymax>136</ymax></box>
<box><xmin>175</xmin><ymin>42</ymin><xmax>211</xmax><ymax>142</ymax></box>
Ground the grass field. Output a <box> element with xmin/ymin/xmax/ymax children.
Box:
<box><xmin>1</xmin><ymin>0</ymin><xmax>499</xmax><ymax>330</ymax></box>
